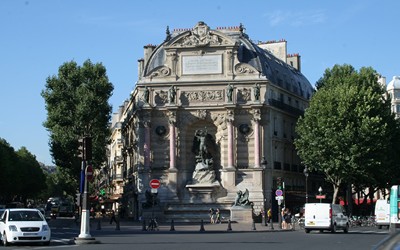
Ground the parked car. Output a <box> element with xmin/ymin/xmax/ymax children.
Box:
<box><xmin>304</xmin><ymin>203</ymin><xmax>349</xmax><ymax>233</ymax></box>
<box><xmin>0</xmin><ymin>208</ymin><xmax>51</xmax><ymax>246</ymax></box>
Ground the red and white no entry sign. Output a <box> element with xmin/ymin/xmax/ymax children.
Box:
<box><xmin>149</xmin><ymin>179</ymin><xmax>161</xmax><ymax>189</ymax></box>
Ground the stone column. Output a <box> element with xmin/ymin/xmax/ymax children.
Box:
<box><xmin>168</xmin><ymin>112</ymin><xmax>177</xmax><ymax>170</ymax></box>
<box><xmin>226</xmin><ymin>109</ymin><xmax>235</xmax><ymax>169</ymax></box>
<box><xmin>144</xmin><ymin>121</ymin><xmax>151</xmax><ymax>169</ymax></box>
<box><xmin>167</xmin><ymin>110</ymin><xmax>178</xmax><ymax>201</ymax></box>
<box><xmin>253</xmin><ymin>109</ymin><xmax>261</xmax><ymax>168</ymax></box>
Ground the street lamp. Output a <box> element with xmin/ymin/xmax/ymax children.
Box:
<box><xmin>318</xmin><ymin>186</ymin><xmax>323</xmax><ymax>203</ymax></box>
<box><xmin>261</xmin><ymin>157</ymin><xmax>274</xmax><ymax>230</ymax></box>
<box><xmin>303</xmin><ymin>166</ymin><xmax>309</xmax><ymax>204</ymax></box>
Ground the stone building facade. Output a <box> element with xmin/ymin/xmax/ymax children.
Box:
<box><xmin>110</xmin><ymin>21</ymin><xmax>315</xmax><ymax>221</ymax></box>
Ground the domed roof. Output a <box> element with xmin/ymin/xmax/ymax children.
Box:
<box><xmin>143</xmin><ymin>22</ymin><xmax>314</xmax><ymax>100</ymax></box>
<box><xmin>387</xmin><ymin>76</ymin><xmax>400</xmax><ymax>91</ymax></box>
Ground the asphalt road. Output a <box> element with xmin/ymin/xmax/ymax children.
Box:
<box><xmin>3</xmin><ymin>218</ymin><xmax>391</xmax><ymax>250</ymax></box>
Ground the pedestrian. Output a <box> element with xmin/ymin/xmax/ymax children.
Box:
<box><xmin>267</xmin><ymin>208</ymin><xmax>272</xmax><ymax>224</ymax></box>
<box><xmin>209</xmin><ymin>208</ymin><xmax>215</xmax><ymax>224</ymax></box>
<box><xmin>110</xmin><ymin>210</ymin><xmax>118</xmax><ymax>225</ymax></box>
<box><xmin>281</xmin><ymin>208</ymin><xmax>287</xmax><ymax>229</ymax></box>
<box><xmin>215</xmin><ymin>208</ymin><xmax>221</xmax><ymax>224</ymax></box>
<box><xmin>285</xmin><ymin>209</ymin><xmax>292</xmax><ymax>230</ymax></box>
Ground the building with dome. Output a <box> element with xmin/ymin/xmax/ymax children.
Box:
<box><xmin>107</xmin><ymin>21</ymin><xmax>317</xmax><ymax>221</ymax></box>
<box><xmin>387</xmin><ymin>76</ymin><xmax>400</xmax><ymax>119</ymax></box>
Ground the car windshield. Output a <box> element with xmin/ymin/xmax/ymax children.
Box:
<box><xmin>9</xmin><ymin>210</ymin><xmax>43</xmax><ymax>222</ymax></box>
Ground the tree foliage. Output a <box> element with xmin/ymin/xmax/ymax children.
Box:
<box><xmin>295</xmin><ymin>64</ymin><xmax>400</xmax><ymax>203</ymax></box>
<box><xmin>0</xmin><ymin>139</ymin><xmax>47</xmax><ymax>203</ymax></box>
<box><xmin>41</xmin><ymin>60</ymin><xmax>114</xmax><ymax>179</ymax></box>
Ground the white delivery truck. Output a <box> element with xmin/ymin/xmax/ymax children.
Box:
<box><xmin>304</xmin><ymin>203</ymin><xmax>349</xmax><ymax>233</ymax></box>
<box><xmin>375</xmin><ymin>199</ymin><xmax>390</xmax><ymax>229</ymax></box>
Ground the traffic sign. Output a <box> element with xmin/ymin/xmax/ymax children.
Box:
<box><xmin>316</xmin><ymin>195</ymin><xmax>326</xmax><ymax>199</ymax></box>
<box><xmin>86</xmin><ymin>165</ymin><xmax>93</xmax><ymax>182</ymax></box>
<box><xmin>275</xmin><ymin>189</ymin><xmax>283</xmax><ymax>196</ymax></box>
<box><xmin>275</xmin><ymin>196</ymin><xmax>284</xmax><ymax>200</ymax></box>
<box><xmin>149</xmin><ymin>179</ymin><xmax>161</xmax><ymax>189</ymax></box>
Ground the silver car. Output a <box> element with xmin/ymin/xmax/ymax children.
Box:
<box><xmin>0</xmin><ymin>208</ymin><xmax>51</xmax><ymax>246</ymax></box>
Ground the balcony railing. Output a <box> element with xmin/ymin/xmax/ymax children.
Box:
<box><xmin>268</xmin><ymin>98</ymin><xmax>304</xmax><ymax>116</ymax></box>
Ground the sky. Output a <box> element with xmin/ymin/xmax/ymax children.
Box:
<box><xmin>1</xmin><ymin>0</ymin><xmax>399</xmax><ymax>166</ymax></box>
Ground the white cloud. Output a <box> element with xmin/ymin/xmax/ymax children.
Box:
<box><xmin>266</xmin><ymin>9</ymin><xmax>326</xmax><ymax>27</ymax></box>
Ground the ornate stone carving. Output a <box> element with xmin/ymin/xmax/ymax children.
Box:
<box><xmin>252</xmin><ymin>109</ymin><xmax>261</xmax><ymax>122</ymax></box>
<box><xmin>235</xmin><ymin>63</ymin><xmax>257</xmax><ymax>74</ymax></box>
<box><xmin>167</xmin><ymin>110</ymin><xmax>177</xmax><ymax>124</ymax></box>
<box><xmin>194</xmin><ymin>109</ymin><xmax>208</xmax><ymax>120</ymax></box>
<box><xmin>237</xmin><ymin>88</ymin><xmax>251</xmax><ymax>102</ymax></box>
<box><xmin>154</xmin><ymin>90</ymin><xmax>168</xmax><ymax>105</ymax></box>
<box><xmin>183</xmin><ymin>90</ymin><xmax>223</xmax><ymax>102</ymax></box>
<box><xmin>170</xmin><ymin>21</ymin><xmax>234</xmax><ymax>48</ymax></box>
<box><xmin>149</xmin><ymin>66</ymin><xmax>171</xmax><ymax>79</ymax></box>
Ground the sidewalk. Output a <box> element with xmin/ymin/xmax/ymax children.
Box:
<box><xmin>94</xmin><ymin>218</ymin><xmax>294</xmax><ymax>233</ymax></box>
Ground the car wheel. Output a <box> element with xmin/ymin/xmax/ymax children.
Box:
<box><xmin>305</xmin><ymin>229</ymin><xmax>310</xmax><ymax>233</ymax></box>
<box><xmin>331</xmin><ymin>224</ymin><xmax>337</xmax><ymax>233</ymax></box>
<box><xmin>378</xmin><ymin>225</ymin><xmax>382</xmax><ymax>229</ymax></box>
<box><xmin>344</xmin><ymin>224</ymin><xmax>349</xmax><ymax>233</ymax></box>
<box><xmin>2</xmin><ymin>232</ymin><xmax>9</xmax><ymax>247</ymax></box>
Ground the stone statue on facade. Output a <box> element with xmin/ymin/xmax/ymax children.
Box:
<box><xmin>143</xmin><ymin>86</ymin><xmax>150</xmax><ymax>103</ymax></box>
<box><xmin>234</xmin><ymin>189</ymin><xmax>252</xmax><ymax>207</ymax></box>
<box><xmin>191</xmin><ymin>128</ymin><xmax>217</xmax><ymax>184</ymax></box>
<box><xmin>168</xmin><ymin>85</ymin><xmax>176</xmax><ymax>104</ymax></box>
<box><xmin>253</xmin><ymin>83</ymin><xmax>260</xmax><ymax>101</ymax></box>
<box><xmin>227</xmin><ymin>83</ymin><xmax>233</xmax><ymax>102</ymax></box>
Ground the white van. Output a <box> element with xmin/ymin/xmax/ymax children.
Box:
<box><xmin>304</xmin><ymin>203</ymin><xmax>349</xmax><ymax>233</ymax></box>
<box><xmin>375</xmin><ymin>199</ymin><xmax>390</xmax><ymax>229</ymax></box>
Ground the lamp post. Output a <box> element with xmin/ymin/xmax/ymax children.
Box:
<box><xmin>262</xmin><ymin>157</ymin><xmax>274</xmax><ymax>230</ymax></box>
<box><xmin>303</xmin><ymin>166</ymin><xmax>309</xmax><ymax>204</ymax></box>
<box><xmin>261</xmin><ymin>158</ymin><xmax>267</xmax><ymax>227</ymax></box>
<box><xmin>318</xmin><ymin>186</ymin><xmax>323</xmax><ymax>203</ymax></box>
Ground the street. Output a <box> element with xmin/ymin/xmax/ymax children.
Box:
<box><xmin>1</xmin><ymin>217</ymin><xmax>391</xmax><ymax>250</ymax></box>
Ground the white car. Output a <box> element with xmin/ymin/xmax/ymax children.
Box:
<box><xmin>0</xmin><ymin>208</ymin><xmax>51</xmax><ymax>246</ymax></box>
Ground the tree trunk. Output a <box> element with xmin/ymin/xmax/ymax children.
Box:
<box><xmin>332</xmin><ymin>185</ymin><xmax>340</xmax><ymax>204</ymax></box>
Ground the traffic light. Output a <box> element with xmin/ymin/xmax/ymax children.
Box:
<box><xmin>277</xmin><ymin>177</ymin><xmax>282</xmax><ymax>190</ymax></box>
<box><xmin>77</xmin><ymin>136</ymin><xmax>92</xmax><ymax>161</ymax></box>
<box><xmin>84</xmin><ymin>136</ymin><xmax>92</xmax><ymax>161</ymax></box>
<box><xmin>75</xmin><ymin>193</ymin><xmax>81</xmax><ymax>207</ymax></box>
<box><xmin>78</xmin><ymin>138</ymin><xmax>84</xmax><ymax>159</ymax></box>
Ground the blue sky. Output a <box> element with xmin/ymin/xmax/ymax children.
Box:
<box><xmin>1</xmin><ymin>0</ymin><xmax>399</xmax><ymax>165</ymax></box>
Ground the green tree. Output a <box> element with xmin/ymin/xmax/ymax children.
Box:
<box><xmin>0</xmin><ymin>139</ymin><xmax>47</xmax><ymax>203</ymax></box>
<box><xmin>41</xmin><ymin>60</ymin><xmax>114</xmax><ymax>180</ymax></box>
<box><xmin>295</xmin><ymin>64</ymin><xmax>400</xmax><ymax>203</ymax></box>
<box><xmin>0</xmin><ymin>138</ymin><xmax>18</xmax><ymax>202</ymax></box>
<box><xmin>16</xmin><ymin>147</ymin><xmax>47</xmax><ymax>201</ymax></box>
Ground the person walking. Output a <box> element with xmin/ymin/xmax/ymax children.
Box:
<box><xmin>110</xmin><ymin>210</ymin><xmax>118</xmax><ymax>225</ymax></box>
<box><xmin>267</xmin><ymin>208</ymin><xmax>272</xmax><ymax>224</ymax></box>
<box><xmin>209</xmin><ymin>208</ymin><xmax>215</xmax><ymax>224</ymax></box>
<box><xmin>215</xmin><ymin>208</ymin><xmax>221</xmax><ymax>224</ymax></box>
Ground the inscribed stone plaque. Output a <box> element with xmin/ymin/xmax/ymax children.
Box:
<box><xmin>182</xmin><ymin>55</ymin><xmax>222</xmax><ymax>75</ymax></box>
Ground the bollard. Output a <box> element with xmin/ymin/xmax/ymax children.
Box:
<box><xmin>115</xmin><ymin>220</ymin><xmax>120</xmax><ymax>231</ymax></box>
<box><xmin>170</xmin><ymin>219</ymin><xmax>175</xmax><ymax>231</ymax></box>
<box><xmin>200</xmin><ymin>219</ymin><xmax>205</xmax><ymax>231</ymax></box>
<box><xmin>252</xmin><ymin>221</ymin><xmax>257</xmax><ymax>231</ymax></box>
<box><xmin>96</xmin><ymin>219</ymin><xmax>101</xmax><ymax>230</ymax></box>
<box><xmin>142</xmin><ymin>219</ymin><xmax>147</xmax><ymax>231</ymax></box>
<box><xmin>227</xmin><ymin>219</ymin><xmax>232</xmax><ymax>231</ymax></box>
